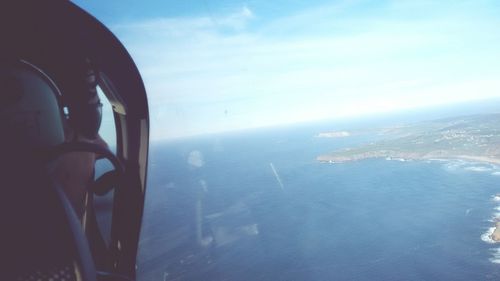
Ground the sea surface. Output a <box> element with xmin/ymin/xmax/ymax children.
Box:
<box><xmin>137</xmin><ymin>119</ymin><xmax>500</xmax><ymax>281</ymax></box>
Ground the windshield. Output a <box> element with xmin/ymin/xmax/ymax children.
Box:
<box><xmin>76</xmin><ymin>1</ymin><xmax>500</xmax><ymax>280</ymax></box>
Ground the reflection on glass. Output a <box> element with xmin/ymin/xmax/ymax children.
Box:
<box><xmin>76</xmin><ymin>0</ymin><xmax>500</xmax><ymax>280</ymax></box>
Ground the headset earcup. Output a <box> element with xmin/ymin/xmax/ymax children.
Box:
<box><xmin>0</xmin><ymin>60</ymin><xmax>66</xmax><ymax>149</ymax></box>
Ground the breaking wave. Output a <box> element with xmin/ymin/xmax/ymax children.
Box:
<box><xmin>481</xmin><ymin>227</ymin><xmax>496</xmax><ymax>244</ymax></box>
<box><xmin>464</xmin><ymin>166</ymin><xmax>494</xmax><ymax>172</ymax></box>
<box><xmin>490</xmin><ymin>248</ymin><xmax>500</xmax><ymax>264</ymax></box>
<box><xmin>442</xmin><ymin>160</ymin><xmax>500</xmax><ymax>175</ymax></box>
<box><xmin>485</xmin><ymin>195</ymin><xmax>500</xmax><ymax>263</ymax></box>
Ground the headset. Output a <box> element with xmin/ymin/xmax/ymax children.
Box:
<box><xmin>0</xmin><ymin>59</ymin><xmax>65</xmax><ymax>150</ymax></box>
<box><xmin>0</xmin><ymin>59</ymin><xmax>103</xmax><ymax>147</ymax></box>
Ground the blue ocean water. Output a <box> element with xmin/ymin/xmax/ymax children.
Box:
<box><xmin>138</xmin><ymin>123</ymin><xmax>500</xmax><ymax>281</ymax></box>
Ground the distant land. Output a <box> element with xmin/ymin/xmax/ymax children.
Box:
<box><xmin>318</xmin><ymin>113</ymin><xmax>500</xmax><ymax>243</ymax></box>
<box><xmin>317</xmin><ymin>113</ymin><xmax>500</xmax><ymax>165</ymax></box>
<box><xmin>315</xmin><ymin>131</ymin><xmax>351</xmax><ymax>138</ymax></box>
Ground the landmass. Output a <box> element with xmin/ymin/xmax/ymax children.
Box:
<box><xmin>317</xmin><ymin>114</ymin><xmax>500</xmax><ymax>165</ymax></box>
<box><xmin>315</xmin><ymin>131</ymin><xmax>350</xmax><ymax>138</ymax></box>
<box><xmin>492</xmin><ymin>222</ymin><xmax>500</xmax><ymax>242</ymax></box>
<box><xmin>318</xmin><ymin>114</ymin><xmax>500</xmax><ymax>244</ymax></box>
<box><xmin>493</xmin><ymin>193</ymin><xmax>500</xmax><ymax>242</ymax></box>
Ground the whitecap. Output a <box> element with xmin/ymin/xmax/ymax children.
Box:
<box><xmin>429</xmin><ymin>158</ymin><xmax>449</xmax><ymax>162</ymax></box>
<box><xmin>490</xmin><ymin>247</ymin><xmax>500</xmax><ymax>264</ymax></box>
<box><xmin>481</xmin><ymin>227</ymin><xmax>497</xmax><ymax>244</ymax></box>
<box><xmin>464</xmin><ymin>165</ymin><xmax>495</xmax><ymax>172</ymax></box>
<box><xmin>443</xmin><ymin>160</ymin><xmax>466</xmax><ymax>171</ymax></box>
<box><xmin>490</xmin><ymin>257</ymin><xmax>500</xmax><ymax>264</ymax></box>
<box><xmin>464</xmin><ymin>166</ymin><xmax>492</xmax><ymax>172</ymax></box>
<box><xmin>440</xmin><ymin>160</ymin><xmax>500</xmax><ymax>175</ymax></box>
<box><xmin>493</xmin><ymin>195</ymin><xmax>500</xmax><ymax>202</ymax></box>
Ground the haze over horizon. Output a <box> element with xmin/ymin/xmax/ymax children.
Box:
<box><xmin>76</xmin><ymin>0</ymin><xmax>500</xmax><ymax>140</ymax></box>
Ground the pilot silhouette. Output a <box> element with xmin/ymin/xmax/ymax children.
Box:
<box><xmin>1</xmin><ymin>2</ymin><xmax>149</xmax><ymax>280</ymax></box>
<box><xmin>48</xmin><ymin>59</ymin><xmax>109</xmax><ymax>218</ymax></box>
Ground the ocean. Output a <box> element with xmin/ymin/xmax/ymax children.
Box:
<box><xmin>137</xmin><ymin>118</ymin><xmax>500</xmax><ymax>281</ymax></box>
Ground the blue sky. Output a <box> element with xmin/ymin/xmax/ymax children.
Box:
<box><xmin>75</xmin><ymin>0</ymin><xmax>500</xmax><ymax>140</ymax></box>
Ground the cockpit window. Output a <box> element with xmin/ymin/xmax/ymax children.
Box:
<box><xmin>76</xmin><ymin>1</ymin><xmax>500</xmax><ymax>280</ymax></box>
<box><xmin>97</xmin><ymin>86</ymin><xmax>116</xmax><ymax>152</ymax></box>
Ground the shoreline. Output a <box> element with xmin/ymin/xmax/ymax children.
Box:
<box><xmin>451</xmin><ymin>155</ymin><xmax>500</xmax><ymax>166</ymax></box>
<box><xmin>317</xmin><ymin>153</ymin><xmax>500</xmax><ymax>166</ymax></box>
<box><xmin>492</xmin><ymin>222</ymin><xmax>500</xmax><ymax>242</ymax></box>
<box><xmin>492</xmin><ymin>194</ymin><xmax>500</xmax><ymax>243</ymax></box>
<box><xmin>318</xmin><ymin>152</ymin><xmax>500</xmax><ymax>243</ymax></box>
<box><xmin>318</xmin><ymin>152</ymin><xmax>500</xmax><ymax>244</ymax></box>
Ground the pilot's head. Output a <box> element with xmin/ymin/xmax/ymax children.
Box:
<box><xmin>0</xmin><ymin>59</ymin><xmax>108</xmax><ymax>217</ymax></box>
<box><xmin>0</xmin><ymin>60</ymin><xmax>65</xmax><ymax>153</ymax></box>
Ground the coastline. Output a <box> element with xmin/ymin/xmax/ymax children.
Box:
<box><xmin>492</xmin><ymin>222</ymin><xmax>500</xmax><ymax>242</ymax></box>
<box><xmin>316</xmin><ymin>114</ymin><xmax>500</xmax><ymax>252</ymax></box>
<box><xmin>452</xmin><ymin>155</ymin><xmax>500</xmax><ymax>166</ymax></box>
<box><xmin>317</xmin><ymin>152</ymin><xmax>500</xmax><ymax>166</ymax></box>
<box><xmin>318</xmin><ymin>152</ymin><xmax>500</xmax><ymax>244</ymax></box>
<box><xmin>492</xmin><ymin>194</ymin><xmax>500</xmax><ymax>243</ymax></box>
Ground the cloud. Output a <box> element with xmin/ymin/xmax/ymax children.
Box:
<box><xmin>113</xmin><ymin>5</ymin><xmax>254</xmax><ymax>39</ymax></box>
<box><xmin>111</xmin><ymin>1</ymin><xmax>500</xmax><ymax>139</ymax></box>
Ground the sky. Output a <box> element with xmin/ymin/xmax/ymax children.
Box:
<box><xmin>74</xmin><ymin>0</ymin><xmax>500</xmax><ymax>140</ymax></box>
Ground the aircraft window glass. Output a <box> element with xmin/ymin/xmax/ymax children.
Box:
<box><xmin>92</xmin><ymin>87</ymin><xmax>116</xmax><ymax>246</ymax></box>
<box><xmin>74</xmin><ymin>1</ymin><xmax>500</xmax><ymax>280</ymax></box>
<box><xmin>92</xmin><ymin>159</ymin><xmax>114</xmax><ymax>246</ymax></box>
<box><xmin>97</xmin><ymin>86</ymin><xmax>116</xmax><ymax>153</ymax></box>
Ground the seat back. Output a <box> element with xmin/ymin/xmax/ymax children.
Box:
<box><xmin>0</xmin><ymin>157</ymin><xmax>97</xmax><ymax>281</ymax></box>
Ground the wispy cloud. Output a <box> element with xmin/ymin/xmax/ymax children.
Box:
<box><xmin>111</xmin><ymin>0</ymin><xmax>500</xmax><ymax>139</ymax></box>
